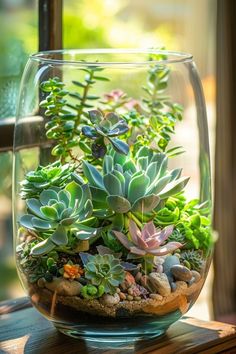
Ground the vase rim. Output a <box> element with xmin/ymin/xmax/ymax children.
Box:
<box><xmin>29</xmin><ymin>49</ymin><xmax>193</xmax><ymax>66</ymax></box>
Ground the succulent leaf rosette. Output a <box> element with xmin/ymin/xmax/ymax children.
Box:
<box><xmin>82</xmin><ymin>109</ymin><xmax>129</xmax><ymax>158</ymax></box>
<box><xmin>19</xmin><ymin>181</ymin><xmax>94</xmax><ymax>255</ymax></box>
<box><xmin>113</xmin><ymin>220</ymin><xmax>182</xmax><ymax>256</ymax></box>
<box><xmin>84</xmin><ymin>254</ymin><xmax>125</xmax><ymax>294</ymax></box>
<box><xmin>79</xmin><ymin>146</ymin><xmax>189</xmax><ymax>214</ymax></box>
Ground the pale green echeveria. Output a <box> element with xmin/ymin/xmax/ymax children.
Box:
<box><xmin>19</xmin><ymin>181</ymin><xmax>94</xmax><ymax>255</ymax></box>
<box><xmin>79</xmin><ymin>146</ymin><xmax>189</xmax><ymax>214</ymax></box>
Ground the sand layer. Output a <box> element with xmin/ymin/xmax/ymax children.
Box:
<box><xmin>31</xmin><ymin>279</ymin><xmax>204</xmax><ymax>319</ymax></box>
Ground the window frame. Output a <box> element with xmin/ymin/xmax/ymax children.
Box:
<box><xmin>0</xmin><ymin>0</ymin><xmax>63</xmax><ymax>153</ymax></box>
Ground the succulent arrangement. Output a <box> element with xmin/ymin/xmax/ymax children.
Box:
<box><xmin>16</xmin><ymin>54</ymin><xmax>213</xmax><ymax>320</ymax></box>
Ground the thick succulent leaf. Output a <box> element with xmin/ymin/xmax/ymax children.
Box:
<box><xmin>120</xmin><ymin>261</ymin><xmax>139</xmax><ymax>271</ymax></box>
<box><xmin>52</xmin><ymin>201</ymin><xmax>66</xmax><ymax>216</ymax></box>
<box><xmin>93</xmin><ymin>209</ymin><xmax>114</xmax><ymax>218</ymax></box>
<box><xmin>129</xmin><ymin>246</ymin><xmax>146</xmax><ymax>256</ymax></box>
<box><xmin>31</xmin><ymin>217</ymin><xmax>53</xmax><ymax>230</ymax></box>
<box><xmin>81</xmin><ymin>125</ymin><xmax>98</xmax><ymax>139</ymax></box>
<box><xmin>79</xmin><ymin>252</ymin><xmax>91</xmax><ymax>265</ymax></box>
<box><xmin>142</xmin><ymin>221</ymin><xmax>156</xmax><ymax>240</ymax></box>
<box><xmin>30</xmin><ymin>238</ymin><xmax>55</xmax><ymax>256</ymax></box>
<box><xmin>112</xmin><ymin>213</ymin><xmax>124</xmax><ymax>231</ymax></box>
<box><xmin>90</xmin><ymin>186</ymin><xmax>108</xmax><ymax>208</ymax></box>
<box><xmin>71</xmin><ymin>172</ymin><xmax>84</xmax><ymax>185</ymax></box>
<box><xmin>107</xmin><ymin>195</ymin><xmax>131</xmax><ymax>213</ymax></box>
<box><xmin>148</xmin><ymin>175</ymin><xmax>172</xmax><ymax>194</ymax></box>
<box><xmin>77</xmin><ymin>184</ymin><xmax>92</xmax><ymax>214</ymax></box>
<box><xmin>169</xmin><ymin>168</ymin><xmax>182</xmax><ymax>181</ymax></box>
<box><xmin>50</xmin><ymin>225</ymin><xmax>68</xmax><ymax>246</ymax></box>
<box><xmin>114</xmin><ymin>163</ymin><xmax>123</xmax><ymax>173</ymax></box>
<box><xmin>103</xmin><ymin>155</ymin><xmax>113</xmax><ymax>174</ymax></box>
<box><xmin>89</xmin><ymin>109</ymin><xmax>103</xmax><ymax>124</ymax></box>
<box><xmin>146</xmin><ymin>162</ymin><xmax>160</xmax><ymax>182</ymax></box>
<box><xmin>75</xmin><ymin>225</ymin><xmax>99</xmax><ymax>240</ymax></box>
<box><xmin>60</xmin><ymin>215</ymin><xmax>78</xmax><ymax>226</ymax></box>
<box><xmin>131</xmin><ymin>194</ymin><xmax>160</xmax><ymax>213</ymax></box>
<box><xmin>159</xmin><ymin>176</ymin><xmax>190</xmax><ymax>199</ymax></box>
<box><xmin>124</xmin><ymin>171</ymin><xmax>132</xmax><ymax>196</ymax></box>
<box><xmin>155</xmin><ymin>225</ymin><xmax>174</xmax><ymax>244</ymax></box>
<box><xmin>138</xmin><ymin>156</ymin><xmax>149</xmax><ymax>171</ymax></box>
<box><xmin>26</xmin><ymin>199</ymin><xmax>44</xmax><ymax>218</ymax></box>
<box><xmin>58</xmin><ymin>190</ymin><xmax>70</xmax><ymax>207</ymax></box>
<box><xmin>103</xmin><ymin>173</ymin><xmax>123</xmax><ymax>196</ymax></box>
<box><xmin>78</xmin><ymin>199</ymin><xmax>93</xmax><ymax>220</ymax></box>
<box><xmin>158</xmin><ymin>155</ymin><xmax>168</xmax><ymax>178</ymax></box>
<box><xmin>112</xmin><ymin>150</ymin><xmax>127</xmax><ymax>165</ymax></box>
<box><xmin>148</xmin><ymin>242</ymin><xmax>182</xmax><ymax>256</ymax></box>
<box><xmin>136</xmin><ymin>146</ymin><xmax>152</xmax><ymax>160</ymax></box>
<box><xmin>128</xmin><ymin>173</ymin><xmax>150</xmax><ymax>204</ymax></box>
<box><xmin>60</xmin><ymin>207</ymin><xmax>73</xmax><ymax>220</ymax></box>
<box><xmin>105</xmin><ymin>112</ymin><xmax>119</xmax><ymax>125</ymax></box>
<box><xmin>39</xmin><ymin>189</ymin><xmax>58</xmax><ymax>206</ymax></box>
<box><xmin>83</xmin><ymin>160</ymin><xmax>104</xmax><ymax>189</ymax></box>
<box><xmin>65</xmin><ymin>181</ymin><xmax>82</xmax><ymax>209</ymax></box>
<box><xmin>112</xmin><ymin>170</ymin><xmax>125</xmax><ymax>195</ymax></box>
<box><xmin>129</xmin><ymin>219</ymin><xmax>142</xmax><ymax>244</ymax></box>
<box><xmin>40</xmin><ymin>206</ymin><xmax>59</xmax><ymax>221</ymax></box>
<box><xmin>19</xmin><ymin>214</ymin><xmax>35</xmax><ymax>230</ymax></box>
<box><xmin>110</xmin><ymin>138</ymin><xmax>129</xmax><ymax>155</ymax></box>
<box><xmin>112</xmin><ymin>230</ymin><xmax>132</xmax><ymax>249</ymax></box>
<box><xmin>123</xmin><ymin>160</ymin><xmax>136</xmax><ymax>174</ymax></box>
<box><xmin>108</xmin><ymin>122</ymin><xmax>129</xmax><ymax>136</ymax></box>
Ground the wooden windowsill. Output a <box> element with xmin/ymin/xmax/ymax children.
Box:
<box><xmin>0</xmin><ymin>297</ymin><xmax>236</xmax><ymax>353</ymax></box>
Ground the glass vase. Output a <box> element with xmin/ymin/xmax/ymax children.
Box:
<box><xmin>13</xmin><ymin>49</ymin><xmax>213</xmax><ymax>344</ymax></box>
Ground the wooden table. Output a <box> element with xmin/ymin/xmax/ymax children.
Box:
<box><xmin>0</xmin><ymin>298</ymin><xmax>236</xmax><ymax>354</ymax></box>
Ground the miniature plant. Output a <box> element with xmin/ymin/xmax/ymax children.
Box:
<box><xmin>82</xmin><ymin>109</ymin><xmax>129</xmax><ymax>158</ymax></box>
<box><xmin>81</xmin><ymin>284</ymin><xmax>105</xmax><ymax>299</ymax></box>
<box><xmin>20</xmin><ymin>161</ymin><xmax>74</xmax><ymax>199</ymax></box>
<box><xmin>180</xmin><ymin>250</ymin><xmax>205</xmax><ymax>272</ymax></box>
<box><xmin>19</xmin><ymin>181</ymin><xmax>94</xmax><ymax>255</ymax></box>
<box><xmin>113</xmin><ymin>220</ymin><xmax>182</xmax><ymax>256</ymax></box>
<box><xmin>84</xmin><ymin>254</ymin><xmax>125</xmax><ymax>294</ymax></box>
<box><xmin>80</xmin><ymin>146</ymin><xmax>189</xmax><ymax>215</ymax></box>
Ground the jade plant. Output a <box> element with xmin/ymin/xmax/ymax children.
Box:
<box><xmin>16</xmin><ymin>52</ymin><xmax>213</xmax><ymax>308</ymax></box>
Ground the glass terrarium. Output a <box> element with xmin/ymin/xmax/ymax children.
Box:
<box><xmin>13</xmin><ymin>49</ymin><xmax>213</xmax><ymax>343</ymax></box>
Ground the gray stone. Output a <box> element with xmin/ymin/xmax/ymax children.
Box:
<box><xmin>100</xmin><ymin>293</ymin><xmax>120</xmax><ymax>307</ymax></box>
<box><xmin>191</xmin><ymin>270</ymin><xmax>201</xmax><ymax>283</ymax></box>
<box><xmin>45</xmin><ymin>277</ymin><xmax>82</xmax><ymax>296</ymax></box>
<box><xmin>148</xmin><ymin>272</ymin><xmax>171</xmax><ymax>296</ymax></box>
<box><xmin>170</xmin><ymin>282</ymin><xmax>177</xmax><ymax>292</ymax></box>
<box><xmin>188</xmin><ymin>277</ymin><xmax>196</xmax><ymax>286</ymax></box>
<box><xmin>171</xmin><ymin>265</ymin><xmax>192</xmax><ymax>282</ymax></box>
<box><xmin>163</xmin><ymin>255</ymin><xmax>180</xmax><ymax>274</ymax></box>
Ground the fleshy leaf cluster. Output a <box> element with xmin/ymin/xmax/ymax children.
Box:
<box><xmin>84</xmin><ymin>254</ymin><xmax>125</xmax><ymax>294</ymax></box>
<box><xmin>80</xmin><ymin>146</ymin><xmax>189</xmax><ymax>214</ymax></box>
<box><xmin>82</xmin><ymin>110</ymin><xmax>129</xmax><ymax>158</ymax></box>
<box><xmin>113</xmin><ymin>220</ymin><xmax>182</xmax><ymax>256</ymax></box>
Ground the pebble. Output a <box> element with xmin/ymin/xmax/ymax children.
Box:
<box><xmin>155</xmin><ymin>264</ymin><xmax>163</xmax><ymax>273</ymax></box>
<box><xmin>119</xmin><ymin>292</ymin><xmax>126</xmax><ymax>300</ymax></box>
<box><xmin>134</xmin><ymin>296</ymin><xmax>141</xmax><ymax>301</ymax></box>
<box><xmin>191</xmin><ymin>270</ymin><xmax>201</xmax><ymax>283</ymax></box>
<box><xmin>100</xmin><ymin>293</ymin><xmax>120</xmax><ymax>307</ymax></box>
<box><xmin>116</xmin><ymin>287</ymin><xmax>121</xmax><ymax>293</ymax></box>
<box><xmin>127</xmin><ymin>295</ymin><xmax>133</xmax><ymax>301</ymax></box>
<box><xmin>37</xmin><ymin>278</ymin><xmax>46</xmax><ymax>288</ymax></box>
<box><xmin>149</xmin><ymin>293</ymin><xmax>163</xmax><ymax>300</ymax></box>
<box><xmin>163</xmin><ymin>255</ymin><xmax>180</xmax><ymax>274</ymax></box>
<box><xmin>170</xmin><ymin>282</ymin><xmax>177</xmax><ymax>292</ymax></box>
<box><xmin>171</xmin><ymin>265</ymin><xmax>192</xmax><ymax>282</ymax></box>
<box><xmin>45</xmin><ymin>277</ymin><xmax>82</xmax><ymax>296</ymax></box>
<box><xmin>188</xmin><ymin>277</ymin><xmax>196</xmax><ymax>286</ymax></box>
<box><xmin>135</xmin><ymin>272</ymin><xmax>142</xmax><ymax>282</ymax></box>
<box><xmin>148</xmin><ymin>272</ymin><xmax>171</xmax><ymax>296</ymax></box>
<box><xmin>121</xmin><ymin>271</ymin><xmax>136</xmax><ymax>291</ymax></box>
<box><xmin>140</xmin><ymin>275</ymin><xmax>152</xmax><ymax>292</ymax></box>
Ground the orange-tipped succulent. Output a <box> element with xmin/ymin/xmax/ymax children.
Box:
<box><xmin>63</xmin><ymin>264</ymin><xmax>84</xmax><ymax>280</ymax></box>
